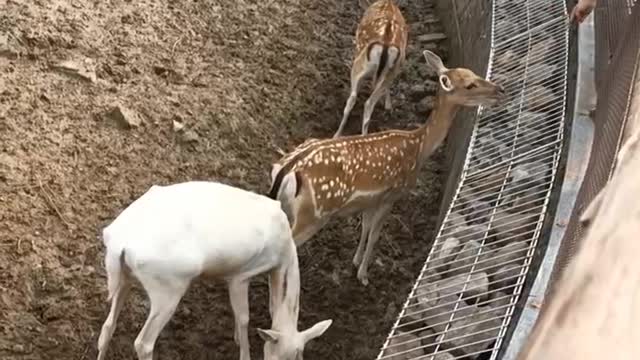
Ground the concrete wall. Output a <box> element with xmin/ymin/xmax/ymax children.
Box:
<box><xmin>434</xmin><ymin>0</ymin><xmax>493</xmax><ymax>223</ymax></box>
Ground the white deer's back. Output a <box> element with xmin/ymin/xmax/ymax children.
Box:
<box><xmin>103</xmin><ymin>181</ymin><xmax>292</xmax><ymax>279</ymax></box>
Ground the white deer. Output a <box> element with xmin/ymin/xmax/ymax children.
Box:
<box><xmin>335</xmin><ymin>0</ymin><xmax>409</xmax><ymax>137</ymax></box>
<box><xmin>269</xmin><ymin>51</ymin><xmax>505</xmax><ymax>286</ymax></box>
<box><xmin>95</xmin><ymin>181</ymin><xmax>332</xmax><ymax>360</ymax></box>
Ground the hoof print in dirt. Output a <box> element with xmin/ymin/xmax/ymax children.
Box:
<box><xmin>106</xmin><ymin>104</ymin><xmax>142</xmax><ymax>128</ymax></box>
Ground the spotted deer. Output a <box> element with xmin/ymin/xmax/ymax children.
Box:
<box><xmin>268</xmin><ymin>50</ymin><xmax>505</xmax><ymax>286</ymax></box>
<box><xmin>334</xmin><ymin>0</ymin><xmax>409</xmax><ymax>138</ymax></box>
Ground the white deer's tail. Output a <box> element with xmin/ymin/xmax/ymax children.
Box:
<box><xmin>103</xmin><ymin>231</ymin><xmax>127</xmax><ymax>301</ymax></box>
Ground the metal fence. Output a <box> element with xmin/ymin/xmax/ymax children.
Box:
<box><xmin>546</xmin><ymin>0</ymin><xmax>640</xmax><ymax>301</ymax></box>
<box><xmin>376</xmin><ymin>1</ymin><xmax>570</xmax><ymax>359</ymax></box>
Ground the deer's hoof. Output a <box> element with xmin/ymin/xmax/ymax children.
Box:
<box><xmin>357</xmin><ymin>270</ymin><xmax>369</xmax><ymax>286</ymax></box>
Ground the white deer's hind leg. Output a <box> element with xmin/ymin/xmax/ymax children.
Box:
<box><xmin>229</xmin><ymin>279</ymin><xmax>251</xmax><ymax>360</ymax></box>
<box><xmin>97</xmin><ymin>279</ymin><xmax>131</xmax><ymax>360</ymax></box>
<box><xmin>357</xmin><ymin>203</ymin><xmax>393</xmax><ymax>286</ymax></box>
<box><xmin>133</xmin><ymin>275</ymin><xmax>189</xmax><ymax>360</ymax></box>
<box><xmin>353</xmin><ymin>208</ymin><xmax>375</xmax><ymax>267</ymax></box>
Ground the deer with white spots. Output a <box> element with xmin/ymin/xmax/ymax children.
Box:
<box><xmin>95</xmin><ymin>181</ymin><xmax>331</xmax><ymax>360</ymax></box>
<box><xmin>334</xmin><ymin>0</ymin><xmax>408</xmax><ymax>138</ymax></box>
<box><xmin>268</xmin><ymin>51</ymin><xmax>505</xmax><ymax>286</ymax></box>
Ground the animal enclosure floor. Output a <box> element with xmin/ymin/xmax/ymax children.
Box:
<box><xmin>0</xmin><ymin>1</ymin><xmax>447</xmax><ymax>359</ymax></box>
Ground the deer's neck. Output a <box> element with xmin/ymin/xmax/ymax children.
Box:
<box><xmin>272</xmin><ymin>252</ymin><xmax>300</xmax><ymax>331</ymax></box>
<box><xmin>416</xmin><ymin>94</ymin><xmax>459</xmax><ymax>160</ymax></box>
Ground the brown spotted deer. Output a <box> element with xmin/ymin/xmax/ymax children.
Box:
<box><xmin>268</xmin><ymin>50</ymin><xmax>505</xmax><ymax>286</ymax></box>
<box><xmin>334</xmin><ymin>0</ymin><xmax>409</xmax><ymax>138</ymax></box>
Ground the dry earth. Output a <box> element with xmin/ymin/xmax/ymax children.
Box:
<box><xmin>0</xmin><ymin>0</ymin><xmax>449</xmax><ymax>359</ymax></box>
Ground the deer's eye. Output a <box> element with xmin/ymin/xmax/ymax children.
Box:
<box><xmin>466</xmin><ymin>83</ymin><xmax>477</xmax><ymax>90</ymax></box>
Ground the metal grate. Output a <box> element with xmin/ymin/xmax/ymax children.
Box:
<box><xmin>547</xmin><ymin>0</ymin><xmax>640</xmax><ymax>302</ymax></box>
<box><xmin>376</xmin><ymin>1</ymin><xmax>569</xmax><ymax>359</ymax></box>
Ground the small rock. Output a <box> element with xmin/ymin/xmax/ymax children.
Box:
<box><xmin>492</xmin><ymin>263</ymin><xmax>522</xmax><ymax>290</ymax></box>
<box><xmin>438</xmin><ymin>272</ymin><xmax>489</xmax><ymax>301</ymax></box>
<box><xmin>11</xmin><ymin>344</ymin><xmax>27</xmax><ymax>353</ymax></box>
<box><xmin>417</xmin><ymin>328</ymin><xmax>437</xmax><ymax>347</ymax></box>
<box><xmin>449</xmin><ymin>241</ymin><xmax>483</xmax><ymax>275</ymax></box>
<box><xmin>418</xmin><ymin>64</ymin><xmax>438</xmax><ymax>78</ymax></box>
<box><xmin>180</xmin><ymin>129</ymin><xmax>199</xmax><ymax>143</ymax></box>
<box><xmin>417</xmin><ymin>96</ymin><xmax>435</xmax><ymax>113</ymax></box>
<box><xmin>440</xmin><ymin>308</ymin><xmax>501</xmax><ymax>357</ymax></box>
<box><xmin>428</xmin><ymin>237</ymin><xmax>461</xmax><ymax>274</ymax></box>
<box><xmin>429</xmin><ymin>352</ymin><xmax>455</xmax><ymax>360</ymax></box>
<box><xmin>494</xmin><ymin>49</ymin><xmax>519</xmax><ymax>69</ymax></box>
<box><xmin>424</xmin><ymin>79</ymin><xmax>439</xmax><ymax>92</ymax></box>
<box><xmin>381</xmin><ymin>331</ymin><xmax>425</xmax><ymax>359</ymax></box>
<box><xmin>492</xmin><ymin>212</ymin><xmax>537</xmax><ymax>242</ymax></box>
<box><xmin>462</xmin><ymin>197</ymin><xmax>492</xmax><ymax>225</ymax></box>
<box><xmin>409</xmin><ymin>84</ymin><xmax>428</xmax><ymax>100</ymax></box>
<box><xmin>527</xmin><ymin>38</ymin><xmax>557</xmax><ymax>65</ymax></box>
<box><xmin>417</xmin><ymin>33</ymin><xmax>447</xmax><ymax>43</ymax></box>
<box><xmin>107</xmin><ymin>104</ymin><xmax>142</xmax><ymax>128</ymax></box>
<box><xmin>479</xmin><ymin>241</ymin><xmax>527</xmax><ymax>280</ymax></box>
<box><xmin>0</xmin><ymin>33</ymin><xmax>18</xmax><ymax>60</ymax></box>
<box><xmin>527</xmin><ymin>63</ymin><xmax>558</xmax><ymax>85</ymax></box>
<box><xmin>172</xmin><ymin>120</ymin><xmax>185</xmax><ymax>132</ymax></box>
<box><xmin>411</xmin><ymin>288</ymin><xmax>476</xmax><ymax>332</ymax></box>
<box><xmin>445</xmin><ymin>223</ymin><xmax>490</xmax><ymax>243</ymax></box>
<box><xmin>478</xmin><ymin>291</ymin><xmax>512</xmax><ymax>309</ymax></box>
<box><xmin>52</xmin><ymin>58</ymin><xmax>97</xmax><ymax>83</ymax></box>
<box><xmin>443</xmin><ymin>211</ymin><xmax>468</xmax><ymax>231</ymax></box>
<box><xmin>524</xmin><ymin>85</ymin><xmax>555</xmax><ymax>111</ymax></box>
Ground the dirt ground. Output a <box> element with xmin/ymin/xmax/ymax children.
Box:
<box><xmin>0</xmin><ymin>0</ymin><xmax>449</xmax><ymax>359</ymax></box>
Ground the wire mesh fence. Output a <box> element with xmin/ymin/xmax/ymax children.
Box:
<box><xmin>546</xmin><ymin>0</ymin><xmax>640</xmax><ymax>306</ymax></box>
<box><xmin>376</xmin><ymin>1</ymin><xmax>570</xmax><ymax>359</ymax></box>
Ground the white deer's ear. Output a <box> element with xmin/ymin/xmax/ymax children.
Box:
<box><xmin>257</xmin><ymin>328</ymin><xmax>281</xmax><ymax>343</ymax></box>
<box><xmin>423</xmin><ymin>50</ymin><xmax>448</xmax><ymax>74</ymax></box>
<box><xmin>301</xmin><ymin>319</ymin><xmax>333</xmax><ymax>343</ymax></box>
<box><xmin>439</xmin><ymin>74</ymin><xmax>454</xmax><ymax>92</ymax></box>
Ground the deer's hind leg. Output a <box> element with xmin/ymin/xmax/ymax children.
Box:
<box><xmin>357</xmin><ymin>202</ymin><xmax>393</xmax><ymax>286</ymax></box>
<box><xmin>353</xmin><ymin>208</ymin><xmax>375</xmax><ymax>267</ymax></box>
<box><xmin>97</xmin><ymin>275</ymin><xmax>131</xmax><ymax>360</ymax></box>
<box><xmin>335</xmin><ymin>48</ymin><xmax>380</xmax><ymax>138</ymax></box>
<box><xmin>361</xmin><ymin>46</ymin><xmax>400</xmax><ymax>135</ymax></box>
<box><xmin>133</xmin><ymin>274</ymin><xmax>190</xmax><ymax>360</ymax></box>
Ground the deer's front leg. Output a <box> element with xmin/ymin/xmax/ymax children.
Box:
<box><xmin>357</xmin><ymin>203</ymin><xmax>393</xmax><ymax>286</ymax></box>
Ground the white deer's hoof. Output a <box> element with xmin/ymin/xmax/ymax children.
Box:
<box><xmin>357</xmin><ymin>270</ymin><xmax>369</xmax><ymax>286</ymax></box>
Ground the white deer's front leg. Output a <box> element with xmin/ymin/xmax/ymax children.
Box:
<box><xmin>229</xmin><ymin>279</ymin><xmax>251</xmax><ymax>360</ymax></box>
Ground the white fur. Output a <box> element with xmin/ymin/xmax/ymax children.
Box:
<box><xmin>439</xmin><ymin>74</ymin><xmax>454</xmax><ymax>92</ymax></box>
<box><xmin>95</xmin><ymin>181</ymin><xmax>331</xmax><ymax>360</ymax></box>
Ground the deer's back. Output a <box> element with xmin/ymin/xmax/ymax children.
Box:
<box><xmin>103</xmin><ymin>181</ymin><xmax>291</xmax><ymax>278</ymax></box>
<box><xmin>356</xmin><ymin>0</ymin><xmax>407</xmax><ymax>53</ymax></box>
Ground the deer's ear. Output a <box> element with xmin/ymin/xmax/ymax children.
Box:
<box><xmin>423</xmin><ymin>50</ymin><xmax>448</xmax><ymax>74</ymax></box>
<box><xmin>301</xmin><ymin>319</ymin><xmax>333</xmax><ymax>343</ymax></box>
<box><xmin>439</xmin><ymin>74</ymin><xmax>454</xmax><ymax>92</ymax></box>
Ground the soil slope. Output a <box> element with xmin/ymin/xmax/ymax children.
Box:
<box><xmin>0</xmin><ymin>0</ymin><xmax>448</xmax><ymax>359</ymax></box>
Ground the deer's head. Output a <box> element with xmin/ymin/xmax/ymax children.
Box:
<box><xmin>258</xmin><ymin>319</ymin><xmax>333</xmax><ymax>360</ymax></box>
<box><xmin>423</xmin><ymin>50</ymin><xmax>506</xmax><ymax>107</ymax></box>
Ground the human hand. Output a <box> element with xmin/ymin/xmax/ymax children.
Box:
<box><xmin>569</xmin><ymin>0</ymin><xmax>596</xmax><ymax>24</ymax></box>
